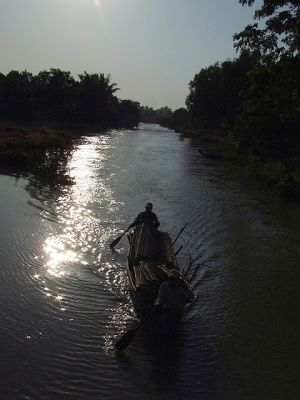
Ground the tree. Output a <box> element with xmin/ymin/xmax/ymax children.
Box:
<box><xmin>186</xmin><ymin>51</ymin><xmax>258</xmax><ymax>130</ymax></box>
<box><xmin>4</xmin><ymin>70</ymin><xmax>33</xmax><ymax>120</ymax></box>
<box><xmin>32</xmin><ymin>69</ymin><xmax>76</xmax><ymax>121</ymax></box>
<box><xmin>0</xmin><ymin>73</ymin><xmax>5</xmax><ymax>120</ymax></box>
<box><xmin>0</xmin><ymin>69</ymin><xmax>140</xmax><ymax>129</ymax></box>
<box><xmin>117</xmin><ymin>100</ymin><xmax>140</xmax><ymax>128</ymax></box>
<box><xmin>234</xmin><ymin>1</ymin><xmax>300</xmax><ymax>63</ymax></box>
<box><xmin>171</xmin><ymin>108</ymin><xmax>189</xmax><ymax>130</ymax></box>
<box><xmin>232</xmin><ymin>1</ymin><xmax>300</xmax><ymax>160</ymax></box>
<box><xmin>77</xmin><ymin>72</ymin><xmax>119</xmax><ymax>125</ymax></box>
<box><xmin>233</xmin><ymin>55</ymin><xmax>300</xmax><ymax>160</ymax></box>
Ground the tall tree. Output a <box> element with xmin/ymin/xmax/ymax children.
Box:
<box><xmin>186</xmin><ymin>51</ymin><xmax>258</xmax><ymax>130</ymax></box>
<box><xmin>233</xmin><ymin>56</ymin><xmax>300</xmax><ymax>160</ymax></box>
<box><xmin>232</xmin><ymin>0</ymin><xmax>300</xmax><ymax>160</ymax></box>
<box><xmin>32</xmin><ymin>69</ymin><xmax>76</xmax><ymax>121</ymax></box>
<box><xmin>4</xmin><ymin>70</ymin><xmax>33</xmax><ymax>120</ymax></box>
<box><xmin>118</xmin><ymin>100</ymin><xmax>140</xmax><ymax>128</ymax></box>
<box><xmin>77</xmin><ymin>72</ymin><xmax>119</xmax><ymax>125</ymax></box>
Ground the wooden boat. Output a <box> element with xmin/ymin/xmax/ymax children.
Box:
<box><xmin>126</xmin><ymin>224</ymin><xmax>185</xmax><ymax>334</ymax></box>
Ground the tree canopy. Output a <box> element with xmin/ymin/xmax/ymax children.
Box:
<box><xmin>165</xmin><ymin>0</ymin><xmax>299</xmax><ymax>174</ymax></box>
<box><xmin>0</xmin><ymin>69</ymin><xmax>140</xmax><ymax>129</ymax></box>
<box><xmin>234</xmin><ymin>1</ymin><xmax>300</xmax><ymax>62</ymax></box>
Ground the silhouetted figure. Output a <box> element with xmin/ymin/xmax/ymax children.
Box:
<box><xmin>153</xmin><ymin>269</ymin><xmax>195</xmax><ymax>331</ymax></box>
<box><xmin>155</xmin><ymin>269</ymin><xmax>195</xmax><ymax>314</ymax></box>
<box><xmin>129</xmin><ymin>202</ymin><xmax>160</xmax><ymax>229</ymax></box>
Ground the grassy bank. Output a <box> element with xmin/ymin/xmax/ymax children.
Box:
<box><xmin>0</xmin><ymin>122</ymin><xmax>82</xmax><ymax>184</ymax></box>
<box><xmin>178</xmin><ymin>126</ymin><xmax>300</xmax><ymax>202</ymax></box>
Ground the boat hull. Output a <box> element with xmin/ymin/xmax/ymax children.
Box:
<box><xmin>126</xmin><ymin>225</ymin><xmax>183</xmax><ymax>334</ymax></box>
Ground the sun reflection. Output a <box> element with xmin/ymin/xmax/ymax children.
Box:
<box><xmin>38</xmin><ymin>134</ymin><xmax>126</xmax><ymax>315</ymax></box>
<box><xmin>43</xmin><ymin>236</ymin><xmax>78</xmax><ymax>278</ymax></box>
<box><xmin>41</xmin><ymin>141</ymin><xmax>106</xmax><ymax>283</ymax></box>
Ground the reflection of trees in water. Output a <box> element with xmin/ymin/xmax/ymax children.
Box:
<box><xmin>32</xmin><ymin>146</ymin><xmax>74</xmax><ymax>184</ymax></box>
<box><xmin>10</xmin><ymin>142</ymin><xmax>76</xmax><ymax>205</ymax></box>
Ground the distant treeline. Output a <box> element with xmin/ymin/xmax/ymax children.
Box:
<box><xmin>140</xmin><ymin>106</ymin><xmax>173</xmax><ymax>126</ymax></box>
<box><xmin>0</xmin><ymin>69</ymin><xmax>140</xmax><ymax>129</ymax></box>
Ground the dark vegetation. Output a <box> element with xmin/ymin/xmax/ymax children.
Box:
<box><xmin>0</xmin><ymin>70</ymin><xmax>140</xmax><ymax>129</ymax></box>
<box><xmin>1</xmin><ymin>1</ymin><xmax>299</xmax><ymax>200</ymax></box>
<box><xmin>148</xmin><ymin>1</ymin><xmax>300</xmax><ymax>200</ymax></box>
<box><xmin>0</xmin><ymin>70</ymin><xmax>140</xmax><ymax>180</ymax></box>
<box><xmin>0</xmin><ymin>124</ymin><xmax>78</xmax><ymax>185</ymax></box>
<box><xmin>140</xmin><ymin>106</ymin><xmax>173</xmax><ymax>126</ymax></box>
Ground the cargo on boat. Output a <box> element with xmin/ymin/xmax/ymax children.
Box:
<box><xmin>126</xmin><ymin>224</ymin><xmax>191</xmax><ymax>334</ymax></box>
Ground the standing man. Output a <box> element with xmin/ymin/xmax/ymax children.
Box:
<box><xmin>129</xmin><ymin>202</ymin><xmax>160</xmax><ymax>229</ymax></box>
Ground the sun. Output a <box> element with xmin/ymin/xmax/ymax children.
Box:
<box><xmin>94</xmin><ymin>0</ymin><xmax>101</xmax><ymax>8</ymax></box>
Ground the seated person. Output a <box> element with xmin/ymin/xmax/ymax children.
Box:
<box><xmin>154</xmin><ymin>269</ymin><xmax>195</xmax><ymax>316</ymax></box>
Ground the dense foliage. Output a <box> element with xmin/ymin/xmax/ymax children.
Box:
<box><xmin>234</xmin><ymin>0</ymin><xmax>299</xmax><ymax>62</ymax></box>
<box><xmin>167</xmin><ymin>1</ymin><xmax>300</xmax><ymax>164</ymax></box>
<box><xmin>157</xmin><ymin>0</ymin><xmax>300</xmax><ymax>198</ymax></box>
<box><xmin>0</xmin><ymin>69</ymin><xmax>140</xmax><ymax>128</ymax></box>
<box><xmin>186</xmin><ymin>51</ymin><xmax>259</xmax><ymax>131</ymax></box>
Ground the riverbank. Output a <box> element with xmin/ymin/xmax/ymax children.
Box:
<box><xmin>177</xmin><ymin>127</ymin><xmax>300</xmax><ymax>203</ymax></box>
<box><xmin>0</xmin><ymin>122</ymin><xmax>84</xmax><ymax>184</ymax></box>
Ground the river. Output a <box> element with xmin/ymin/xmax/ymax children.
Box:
<box><xmin>0</xmin><ymin>123</ymin><xmax>299</xmax><ymax>400</ymax></box>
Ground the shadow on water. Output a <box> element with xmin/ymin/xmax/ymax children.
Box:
<box><xmin>115</xmin><ymin>330</ymin><xmax>184</xmax><ymax>400</ymax></box>
<box><xmin>114</xmin><ymin>308</ymin><xmax>222</xmax><ymax>400</ymax></box>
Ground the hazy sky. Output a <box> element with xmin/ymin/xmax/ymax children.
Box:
<box><xmin>0</xmin><ymin>0</ymin><xmax>256</xmax><ymax>109</ymax></box>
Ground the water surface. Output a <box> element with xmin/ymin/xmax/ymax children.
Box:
<box><xmin>0</xmin><ymin>124</ymin><xmax>299</xmax><ymax>400</ymax></box>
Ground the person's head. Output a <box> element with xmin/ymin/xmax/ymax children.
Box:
<box><xmin>145</xmin><ymin>202</ymin><xmax>153</xmax><ymax>211</ymax></box>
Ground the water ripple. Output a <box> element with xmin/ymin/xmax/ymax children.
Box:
<box><xmin>1</xmin><ymin>125</ymin><xmax>299</xmax><ymax>400</ymax></box>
